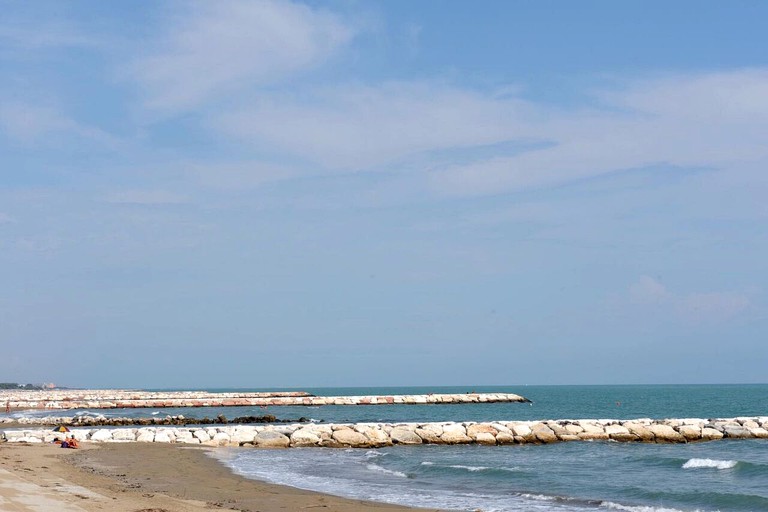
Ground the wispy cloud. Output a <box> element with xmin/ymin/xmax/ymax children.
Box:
<box><xmin>429</xmin><ymin>70</ymin><xmax>768</xmax><ymax>196</ymax></box>
<box><xmin>101</xmin><ymin>190</ymin><xmax>189</xmax><ymax>205</ymax></box>
<box><xmin>213</xmin><ymin>69</ymin><xmax>768</xmax><ymax>199</ymax></box>
<box><xmin>216</xmin><ymin>82</ymin><xmax>534</xmax><ymax>169</ymax></box>
<box><xmin>0</xmin><ymin>102</ymin><xmax>116</xmax><ymax>146</ymax></box>
<box><xmin>0</xmin><ymin>21</ymin><xmax>97</xmax><ymax>50</ymax></box>
<box><xmin>628</xmin><ymin>276</ymin><xmax>752</xmax><ymax>323</ymax></box>
<box><xmin>129</xmin><ymin>0</ymin><xmax>354</xmax><ymax>114</ymax></box>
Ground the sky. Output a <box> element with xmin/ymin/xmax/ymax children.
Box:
<box><xmin>1</xmin><ymin>1</ymin><xmax>766</xmax><ymax>389</ymax></box>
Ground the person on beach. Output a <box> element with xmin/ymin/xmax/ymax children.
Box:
<box><xmin>5</xmin><ymin>400</ymin><xmax>9</xmax><ymax>414</ymax></box>
<box><xmin>67</xmin><ymin>435</ymin><xmax>79</xmax><ymax>449</ymax></box>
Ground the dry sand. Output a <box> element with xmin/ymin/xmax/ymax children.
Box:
<box><xmin>0</xmin><ymin>442</ymin><xmax>441</xmax><ymax>512</ymax></box>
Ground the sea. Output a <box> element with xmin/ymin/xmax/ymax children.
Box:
<box><xmin>9</xmin><ymin>384</ymin><xmax>768</xmax><ymax>511</ymax></box>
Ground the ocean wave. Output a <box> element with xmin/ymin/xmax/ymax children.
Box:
<box><xmin>600</xmin><ymin>501</ymin><xmax>700</xmax><ymax>512</ymax></box>
<box><xmin>682</xmin><ymin>458</ymin><xmax>738</xmax><ymax>470</ymax></box>
<box><xmin>366</xmin><ymin>463</ymin><xmax>407</xmax><ymax>478</ymax></box>
<box><xmin>420</xmin><ymin>461</ymin><xmax>520</xmax><ymax>473</ymax></box>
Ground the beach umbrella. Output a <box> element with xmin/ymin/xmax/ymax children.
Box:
<box><xmin>52</xmin><ymin>425</ymin><xmax>70</xmax><ymax>432</ymax></box>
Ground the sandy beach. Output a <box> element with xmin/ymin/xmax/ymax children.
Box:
<box><xmin>0</xmin><ymin>442</ymin><xmax>438</xmax><ymax>512</ymax></box>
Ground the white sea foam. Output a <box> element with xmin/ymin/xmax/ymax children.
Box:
<box><xmin>601</xmin><ymin>501</ymin><xmax>698</xmax><ymax>512</ymax></box>
<box><xmin>366</xmin><ymin>463</ymin><xmax>407</xmax><ymax>478</ymax></box>
<box><xmin>449</xmin><ymin>464</ymin><xmax>491</xmax><ymax>472</ymax></box>
<box><xmin>420</xmin><ymin>461</ymin><xmax>434</xmax><ymax>465</ymax></box>
<box><xmin>682</xmin><ymin>458</ymin><xmax>737</xmax><ymax>470</ymax></box>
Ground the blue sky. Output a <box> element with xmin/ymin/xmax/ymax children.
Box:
<box><xmin>1</xmin><ymin>1</ymin><xmax>766</xmax><ymax>388</ymax></box>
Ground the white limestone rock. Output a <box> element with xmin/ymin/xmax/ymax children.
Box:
<box><xmin>154</xmin><ymin>431</ymin><xmax>172</xmax><ymax>443</ymax></box>
<box><xmin>112</xmin><ymin>429</ymin><xmax>137</xmax><ymax>441</ymax></box>
<box><xmin>647</xmin><ymin>424</ymin><xmax>685</xmax><ymax>443</ymax></box>
<box><xmin>440</xmin><ymin>424</ymin><xmax>471</xmax><ymax>444</ymax></box>
<box><xmin>390</xmin><ymin>427</ymin><xmax>422</xmax><ymax>445</ymax></box>
<box><xmin>254</xmin><ymin>431</ymin><xmax>291</xmax><ymax>448</ymax></box>
<box><xmin>290</xmin><ymin>428</ymin><xmax>321</xmax><ymax>447</ymax></box>
<box><xmin>332</xmin><ymin>428</ymin><xmax>370</xmax><ymax>447</ymax></box>
<box><xmin>531</xmin><ymin>423</ymin><xmax>558</xmax><ymax>444</ymax></box>
<box><xmin>212</xmin><ymin>432</ymin><xmax>231</xmax><ymax>445</ymax></box>
<box><xmin>90</xmin><ymin>429</ymin><xmax>113</xmax><ymax>442</ymax></box>
<box><xmin>136</xmin><ymin>429</ymin><xmax>155</xmax><ymax>443</ymax></box>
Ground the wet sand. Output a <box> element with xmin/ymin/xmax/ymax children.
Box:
<box><xmin>0</xmin><ymin>442</ymin><xmax>440</xmax><ymax>512</ymax></box>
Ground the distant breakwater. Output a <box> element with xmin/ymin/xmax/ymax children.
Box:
<box><xmin>3</xmin><ymin>417</ymin><xmax>767</xmax><ymax>447</ymax></box>
<box><xmin>0</xmin><ymin>391</ymin><xmax>529</xmax><ymax>410</ymax></box>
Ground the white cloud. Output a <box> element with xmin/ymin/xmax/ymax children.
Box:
<box><xmin>0</xmin><ymin>213</ymin><xmax>14</xmax><ymax>224</ymax></box>
<box><xmin>0</xmin><ymin>102</ymin><xmax>116</xmax><ymax>146</ymax></box>
<box><xmin>102</xmin><ymin>190</ymin><xmax>189</xmax><ymax>205</ymax></box>
<box><xmin>213</xmin><ymin>69</ymin><xmax>768</xmax><ymax>198</ymax></box>
<box><xmin>216</xmin><ymin>82</ymin><xmax>535</xmax><ymax>169</ymax></box>
<box><xmin>628</xmin><ymin>276</ymin><xmax>751</xmax><ymax>323</ymax></box>
<box><xmin>187</xmin><ymin>161</ymin><xmax>299</xmax><ymax>191</ymax></box>
<box><xmin>0</xmin><ymin>21</ymin><xmax>97</xmax><ymax>50</ymax></box>
<box><xmin>429</xmin><ymin>70</ymin><xmax>768</xmax><ymax>196</ymax></box>
<box><xmin>130</xmin><ymin>0</ymin><xmax>354</xmax><ymax>113</ymax></box>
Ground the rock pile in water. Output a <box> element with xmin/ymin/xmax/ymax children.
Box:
<box><xmin>3</xmin><ymin>417</ymin><xmax>767</xmax><ymax>447</ymax></box>
<box><xmin>1</xmin><ymin>392</ymin><xmax>530</xmax><ymax>410</ymax></box>
<box><xmin>0</xmin><ymin>414</ymin><xmax>310</xmax><ymax>427</ymax></box>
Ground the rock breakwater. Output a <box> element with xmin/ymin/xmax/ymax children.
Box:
<box><xmin>3</xmin><ymin>417</ymin><xmax>767</xmax><ymax>447</ymax></box>
<box><xmin>0</xmin><ymin>391</ymin><xmax>529</xmax><ymax>410</ymax></box>
<box><xmin>0</xmin><ymin>414</ymin><xmax>311</xmax><ymax>427</ymax></box>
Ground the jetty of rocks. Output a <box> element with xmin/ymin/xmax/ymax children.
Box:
<box><xmin>0</xmin><ymin>391</ymin><xmax>529</xmax><ymax>410</ymax></box>
<box><xmin>3</xmin><ymin>417</ymin><xmax>767</xmax><ymax>447</ymax></box>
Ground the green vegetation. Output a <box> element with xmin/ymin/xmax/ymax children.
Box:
<box><xmin>0</xmin><ymin>383</ymin><xmax>44</xmax><ymax>390</ymax></box>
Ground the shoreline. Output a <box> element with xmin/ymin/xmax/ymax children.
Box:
<box><xmin>0</xmin><ymin>442</ymin><xmax>438</xmax><ymax>512</ymax></box>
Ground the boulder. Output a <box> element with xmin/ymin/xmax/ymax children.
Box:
<box><xmin>563</xmin><ymin>424</ymin><xmax>584</xmax><ymax>435</ymax></box>
<box><xmin>193</xmin><ymin>429</ymin><xmax>210</xmax><ymax>442</ymax></box>
<box><xmin>254</xmin><ymin>431</ymin><xmax>291</xmax><ymax>448</ymax></box>
<box><xmin>111</xmin><ymin>429</ymin><xmax>137</xmax><ymax>441</ymax></box>
<box><xmin>440</xmin><ymin>424</ymin><xmax>471</xmax><ymax>444</ymax></box>
<box><xmin>677</xmin><ymin>425</ymin><xmax>702</xmax><ymax>441</ymax></box>
<box><xmin>136</xmin><ymin>429</ymin><xmax>155</xmax><ymax>443</ymax></box>
<box><xmin>90</xmin><ymin>429</ymin><xmax>113</xmax><ymax>442</ymax></box>
<box><xmin>210</xmin><ymin>432</ymin><xmax>230</xmax><ymax>445</ymax></box>
<box><xmin>722</xmin><ymin>425</ymin><xmax>753</xmax><ymax>439</ymax></box>
<box><xmin>474</xmin><ymin>432</ymin><xmax>497</xmax><ymax>445</ymax></box>
<box><xmin>154</xmin><ymin>431</ymin><xmax>172</xmax><ymax>443</ymax></box>
<box><xmin>174</xmin><ymin>431</ymin><xmax>196</xmax><ymax>444</ymax></box>
<box><xmin>509</xmin><ymin>423</ymin><xmax>536</xmax><ymax>442</ymax></box>
<box><xmin>624</xmin><ymin>423</ymin><xmax>655</xmax><ymax>442</ymax></box>
<box><xmin>390</xmin><ymin>427</ymin><xmax>422</xmax><ymax>445</ymax></box>
<box><xmin>331</xmin><ymin>428</ymin><xmax>370</xmax><ymax>447</ymax></box>
<box><xmin>495</xmin><ymin>432</ymin><xmax>516</xmax><ymax>445</ymax></box>
<box><xmin>414</xmin><ymin>428</ymin><xmax>441</xmax><ymax>443</ymax></box>
<box><xmin>360</xmin><ymin>427</ymin><xmax>392</xmax><ymax>447</ymax></box>
<box><xmin>647</xmin><ymin>424</ymin><xmax>685</xmax><ymax>443</ymax></box>
<box><xmin>290</xmin><ymin>428</ymin><xmax>320</xmax><ymax>447</ymax></box>
<box><xmin>467</xmin><ymin>424</ymin><xmax>498</xmax><ymax>439</ymax></box>
<box><xmin>701</xmin><ymin>427</ymin><xmax>724</xmax><ymax>440</ymax></box>
<box><xmin>531</xmin><ymin>423</ymin><xmax>559</xmax><ymax>444</ymax></box>
<box><xmin>231</xmin><ymin>427</ymin><xmax>257</xmax><ymax>445</ymax></box>
<box><xmin>604</xmin><ymin>425</ymin><xmax>636</xmax><ymax>442</ymax></box>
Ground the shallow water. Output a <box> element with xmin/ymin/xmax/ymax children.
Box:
<box><xmin>215</xmin><ymin>439</ymin><xmax>768</xmax><ymax>512</ymax></box>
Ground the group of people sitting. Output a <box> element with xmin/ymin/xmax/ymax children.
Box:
<box><xmin>52</xmin><ymin>435</ymin><xmax>79</xmax><ymax>449</ymax></box>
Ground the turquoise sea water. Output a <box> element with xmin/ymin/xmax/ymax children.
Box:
<box><xmin>212</xmin><ymin>385</ymin><xmax>768</xmax><ymax>512</ymax></box>
<box><xmin>9</xmin><ymin>384</ymin><xmax>768</xmax><ymax>511</ymax></box>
